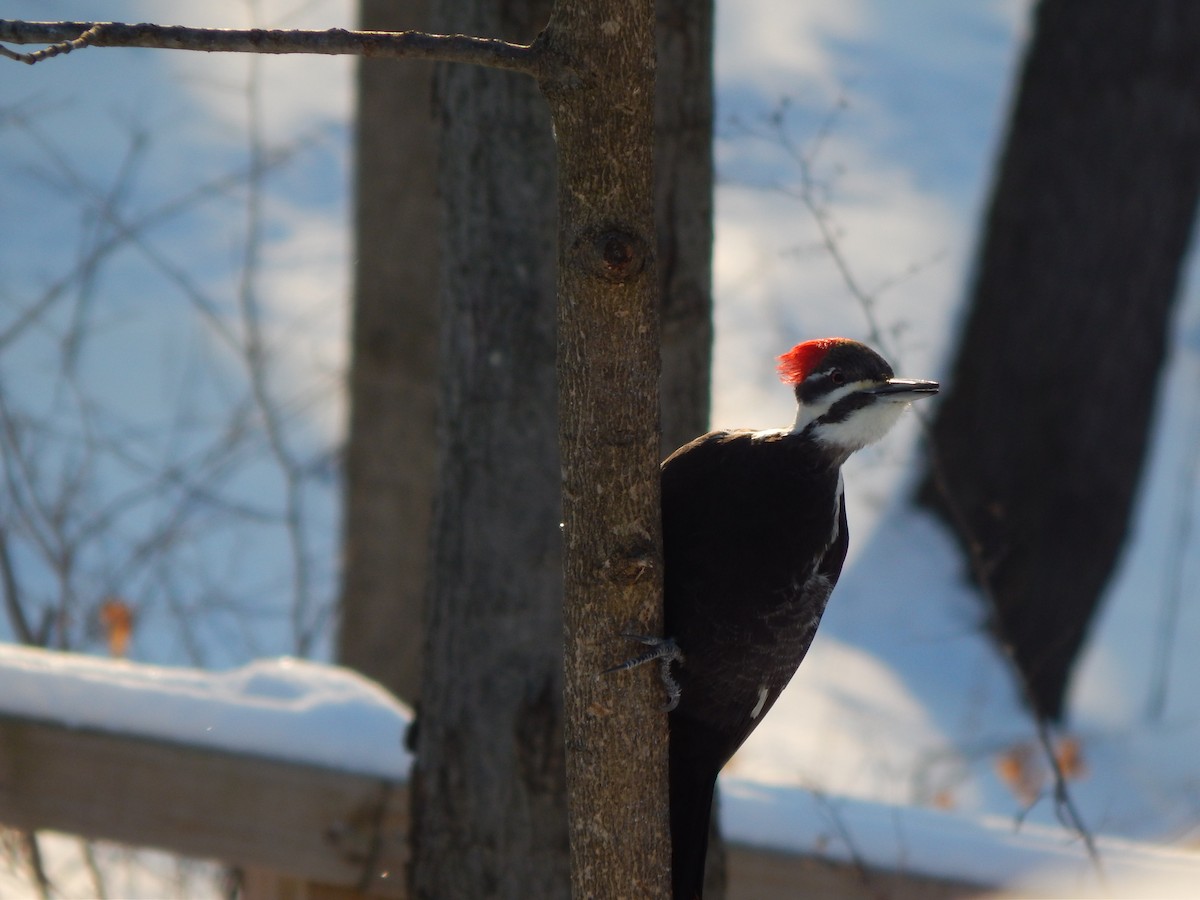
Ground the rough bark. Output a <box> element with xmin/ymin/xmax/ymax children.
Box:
<box><xmin>4</xmin><ymin>4</ymin><xmax>711</xmax><ymax>895</ymax></box>
<box><xmin>337</xmin><ymin>0</ymin><xmax>438</xmax><ymax>704</ymax></box>
<box><xmin>656</xmin><ymin>0</ymin><xmax>713</xmax><ymax>457</ymax></box>
<box><xmin>919</xmin><ymin>0</ymin><xmax>1200</xmax><ymax>722</ymax></box>
<box><xmin>408</xmin><ymin>0</ymin><xmax>568</xmax><ymax>897</ymax></box>
<box><xmin>406</xmin><ymin>0</ymin><xmax>709</xmax><ymax>893</ymax></box>
<box><xmin>540</xmin><ymin>1</ymin><xmax>673</xmax><ymax>896</ymax></box>
<box><xmin>655</xmin><ymin>1</ymin><xmax>722</xmax><ymax>894</ymax></box>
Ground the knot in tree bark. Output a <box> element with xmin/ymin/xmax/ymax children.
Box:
<box><xmin>602</xmin><ymin>540</ymin><xmax>659</xmax><ymax>586</ymax></box>
<box><xmin>573</xmin><ymin>226</ymin><xmax>650</xmax><ymax>283</ymax></box>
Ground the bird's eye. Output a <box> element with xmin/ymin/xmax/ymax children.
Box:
<box><xmin>829</xmin><ymin>369</ymin><xmax>846</xmax><ymax>386</ymax></box>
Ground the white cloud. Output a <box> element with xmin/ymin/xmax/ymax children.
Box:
<box><xmin>146</xmin><ymin>0</ymin><xmax>356</xmax><ymax>140</ymax></box>
<box><xmin>711</xmin><ymin>131</ymin><xmax>963</xmax><ymax>434</ymax></box>
<box><xmin>253</xmin><ymin>197</ymin><xmax>352</xmax><ymax>439</ymax></box>
<box><xmin>716</xmin><ymin>0</ymin><xmax>868</xmax><ymax>97</ymax></box>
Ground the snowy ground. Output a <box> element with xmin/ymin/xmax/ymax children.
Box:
<box><xmin>0</xmin><ymin>643</ymin><xmax>411</xmax><ymax>779</ymax></box>
<box><xmin>2</xmin><ymin>0</ymin><xmax>1200</xmax><ymax>896</ymax></box>
<box><xmin>4</xmin><ymin>643</ymin><xmax>1200</xmax><ymax>897</ymax></box>
<box><xmin>722</xmin><ymin>779</ymin><xmax>1200</xmax><ymax>898</ymax></box>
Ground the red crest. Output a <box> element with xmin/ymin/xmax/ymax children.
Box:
<box><xmin>776</xmin><ymin>338</ymin><xmax>844</xmax><ymax>384</ymax></box>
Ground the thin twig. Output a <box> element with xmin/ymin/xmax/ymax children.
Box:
<box><xmin>767</xmin><ymin>100</ymin><xmax>1107</xmax><ymax>879</ymax></box>
<box><xmin>0</xmin><ymin>20</ymin><xmax>543</xmax><ymax>75</ymax></box>
<box><xmin>0</xmin><ymin>101</ymin><xmax>340</xmax><ymax>664</ymax></box>
<box><xmin>920</xmin><ymin>415</ymin><xmax>1105</xmax><ymax>879</ymax></box>
<box><xmin>0</xmin><ymin>117</ymin><xmax>325</xmax><ymax>353</ymax></box>
<box><xmin>0</xmin><ymin>22</ymin><xmax>101</xmax><ymax>63</ymax></box>
<box><xmin>766</xmin><ymin>103</ymin><xmax>889</xmax><ymax>353</ymax></box>
<box><xmin>0</xmin><ymin>525</ymin><xmax>35</xmax><ymax>644</ymax></box>
<box><xmin>234</xmin><ymin>42</ymin><xmax>319</xmax><ymax>655</ymax></box>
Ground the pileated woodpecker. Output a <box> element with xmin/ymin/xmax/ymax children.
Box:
<box><xmin>611</xmin><ymin>338</ymin><xmax>937</xmax><ymax>900</ymax></box>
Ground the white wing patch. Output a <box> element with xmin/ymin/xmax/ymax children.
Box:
<box><xmin>829</xmin><ymin>471</ymin><xmax>844</xmax><ymax>547</ymax></box>
<box><xmin>750</xmin><ymin>684</ymin><xmax>769</xmax><ymax>719</ymax></box>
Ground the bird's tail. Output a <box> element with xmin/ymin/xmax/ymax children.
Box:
<box><xmin>669</xmin><ymin>721</ymin><xmax>721</xmax><ymax>900</ymax></box>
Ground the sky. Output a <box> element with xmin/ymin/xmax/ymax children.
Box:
<box><xmin>3</xmin><ymin>0</ymin><xmax>1200</xmax><ymax>894</ymax></box>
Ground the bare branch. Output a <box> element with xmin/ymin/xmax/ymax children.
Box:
<box><xmin>920</xmin><ymin>420</ymin><xmax>1106</xmax><ymax>879</ymax></box>
<box><xmin>234</xmin><ymin>52</ymin><xmax>320</xmax><ymax>655</ymax></box>
<box><xmin>0</xmin><ymin>20</ymin><xmax>541</xmax><ymax>74</ymax></box>
<box><xmin>0</xmin><ymin>525</ymin><xmax>36</xmax><ymax>645</ymax></box>
<box><xmin>748</xmin><ymin>99</ymin><xmax>1106</xmax><ymax>878</ymax></box>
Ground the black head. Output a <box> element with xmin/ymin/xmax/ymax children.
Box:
<box><xmin>777</xmin><ymin>338</ymin><xmax>939</xmax><ymax>458</ymax></box>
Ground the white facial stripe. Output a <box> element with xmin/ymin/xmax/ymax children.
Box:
<box><xmin>811</xmin><ymin>400</ymin><xmax>908</xmax><ymax>453</ymax></box>
<box><xmin>790</xmin><ymin>379</ymin><xmax>874</xmax><ymax>434</ymax></box>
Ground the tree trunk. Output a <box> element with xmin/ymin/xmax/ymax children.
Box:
<box><xmin>655</xmin><ymin>1</ymin><xmax>723</xmax><ymax>894</ymax></box>
<box><xmin>337</xmin><ymin>0</ymin><xmax>438</xmax><ymax>703</ymax></box>
<box><xmin>409</xmin><ymin>0</ymin><xmax>710</xmax><ymax>892</ymax></box>
<box><xmin>540</xmin><ymin>0</ymin><xmax>672</xmax><ymax>894</ymax></box>
<box><xmin>408</xmin><ymin>0</ymin><xmax>568</xmax><ymax>896</ymax></box>
<box><xmin>656</xmin><ymin>0</ymin><xmax>713</xmax><ymax>456</ymax></box>
<box><xmin>919</xmin><ymin>0</ymin><xmax>1200</xmax><ymax>722</ymax></box>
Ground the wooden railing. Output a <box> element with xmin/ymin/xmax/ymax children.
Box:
<box><xmin>15</xmin><ymin>708</ymin><xmax>1193</xmax><ymax>899</ymax></box>
<box><xmin>0</xmin><ymin>714</ymin><xmax>406</xmax><ymax>898</ymax></box>
<box><xmin>0</xmin><ymin>711</ymin><xmax>994</xmax><ymax>899</ymax></box>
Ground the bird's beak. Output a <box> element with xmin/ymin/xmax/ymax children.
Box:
<box><xmin>866</xmin><ymin>378</ymin><xmax>939</xmax><ymax>400</ymax></box>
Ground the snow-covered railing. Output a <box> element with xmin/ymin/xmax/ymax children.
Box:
<box><xmin>3</xmin><ymin>644</ymin><xmax>1200</xmax><ymax>899</ymax></box>
<box><xmin>0</xmin><ymin>646</ymin><xmax>411</xmax><ymax>896</ymax></box>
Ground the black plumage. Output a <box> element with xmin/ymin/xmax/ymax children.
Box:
<box><xmin>646</xmin><ymin>338</ymin><xmax>937</xmax><ymax>900</ymax></box>
<box><xmin>662</xmin><ymin>429</ymin><xmax>849</xmax><ymax>900</ymax></box>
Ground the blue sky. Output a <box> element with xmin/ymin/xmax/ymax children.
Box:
<box><xmin>4</xmin><ymin>0</ymin><xmax>1200</xmax><ymax>858</ymax></box>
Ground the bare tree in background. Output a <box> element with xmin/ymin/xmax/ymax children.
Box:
<box><xmin>657</xmin><ymin>0</ymin><xmax>714</xmax><ymax>456</ymax></box>
<box><xmin>920</xmin><ymin>0</ymin><xmax>1200</xmax><ymax>722</ymax></box>
<box><xmin>342</xmin><ymin>0</ymin><xmax>715</xmax><ymax>892</ymax></box>
<box><xmin>655</xmin><ymin>2</ymin><xmax>720</xmax><ymax>892</ymax></box>
<box><xmin>1</xmin><ymin>1</ymin><xmax>714</xmax><ymax>891</ymax></box>
<box><xmin>408</xmin><ymin>0</ymin><xmax>565</xmax><ymax>893</ymax></box>
<box><xmin>0</xmin><ymin>64</ymin><xmax>344</xmax><ymax>896</ymax></box>
<box><xmin>338</xmin><ymin>0</ymin><xmax>438</xmax><ymax>704</ymax></box>
<box><xmin>340</xmin><ymin>0</ymin><xmax>715</xmax><ymax>704</ymax></box>
<box><xmin>410</xmin><ymin>0</ymin><xmax>715</xmax><ymax>894</ymax></box>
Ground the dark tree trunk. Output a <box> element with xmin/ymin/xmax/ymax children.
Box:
<box><xmin>337</xmin><ymin>0</ymin><xmax>438</xmax><ymax>703</ymax></box>
<box><xmin>541</xmin><ymin>0</ymin><xmax>672</xmax><ymax>891</ymax></box>
<box><xmin>408</xmin><ymin>0</ymin><xmax>567</xmax><ymax>897</ymax></box>
<box><xmin>408</xmin><ymin>0</ymin><xmax>712</xmax><ymax>892</ymax></box>
<box><xmin>920</xmin><ymin>0</ymin><xmax>1200</xmax><ymax>722</ymax></box>
<box><xmin>656</xmin><ymin>0</ymin><xmax>713</xmax><ymax>456</ymax></box>
<box><xmin>655</xmin><ymin>1</ymin><xmax>722</xmax><ymax>893</ymax></box>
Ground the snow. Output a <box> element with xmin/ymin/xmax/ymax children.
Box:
<box><xmin>3</xmin><ymin>642</ymin><xmax>1198</xmax><ymax>895</ymax></box>
<box><xmin>0</xmin><ymin>839</ymin><xmax>220</xmax><ymax>900</ymax></box>
<box><xmin>720</xmin><ymin>778</ymin><xmax>1200</xmax><ymax>898</ymax></box>
<box><xmin>3</xmin><ymin>0</ymin><xmax>1200</xmax><ymax>895</ymax></box>
<box><xmin>703</xmin><ymin>0</ymin><xmax>1200</xmax><ymax>869</ymax></box>
<box><xmin>0</xmin><ymin>643</ymin><xmax>412</xmax><ymax>780</ymax></box>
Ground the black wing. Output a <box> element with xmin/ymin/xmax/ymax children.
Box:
<box><xmin>662</xmin><ymin>430</ymin><xmax>848</xmax><ymax>899</ymax></box>
<box><xmin>663</xmin><ymin>429</ymin><xmax>847</xmax><ymax>755</ymax></box>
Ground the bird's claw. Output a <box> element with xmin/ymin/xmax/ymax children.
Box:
<box><xmin>603</xmin><ymin>634</ymin><xmax>684</xmax><ymax>712</ymax></box>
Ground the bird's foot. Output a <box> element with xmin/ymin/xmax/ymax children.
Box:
<box><xmin>603</xmin><ymin>634</ymin><xmax>684</xmax><ymax>712</ymax></box>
